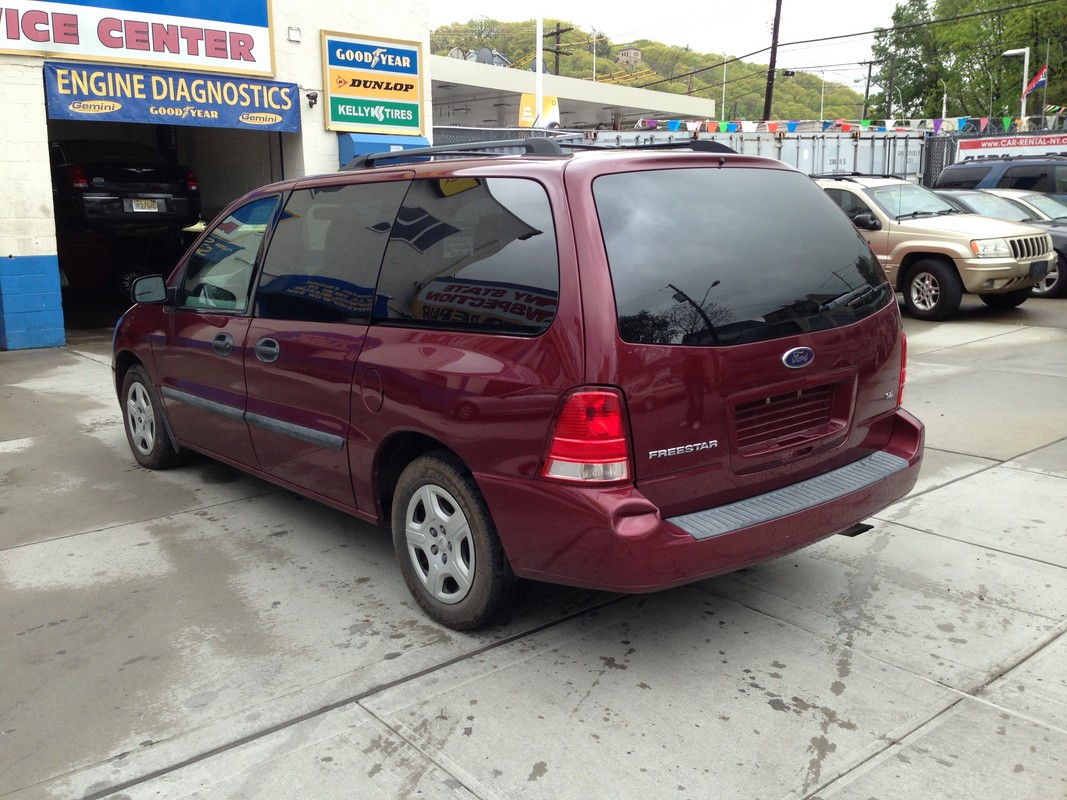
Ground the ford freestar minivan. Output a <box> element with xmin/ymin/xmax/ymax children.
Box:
<box><xmin>113</xmin><ymin>139</ymin><xmax>924</xmax><ymax>630</ymax></box>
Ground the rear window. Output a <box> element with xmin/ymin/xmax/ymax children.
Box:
<box><xmin>934</xmin><ymin>164</ymin><xmax>993</xmax><ymax>189</ymax></box>
<box><xmin>374</xmin><ymin>177</ymin><xmax>558</xmax><ymax>335</ymax></box>
<box><xmin>594</xmin><ymin>167</ymin><xmax>890</xmax><ymax>346</ymax></box>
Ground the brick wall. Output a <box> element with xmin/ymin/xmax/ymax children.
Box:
<box><xmin>0</xmin><ymin>58</ymin><xmax>65</xmax><ymax>349</ymax></box>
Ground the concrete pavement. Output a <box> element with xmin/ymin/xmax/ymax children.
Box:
<box><xmin>1</xmin><ymin>296</ymin><xmax>1065</xmax><ymax>799</ymax></box>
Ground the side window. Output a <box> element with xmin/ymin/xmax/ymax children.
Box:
<box><xmin>179</xmin><ymin>196</ymin><xmax>279</xmax><ymax>311</ymax></box>
<box><xmin>999</xmin><ymin>165</ymin><xmax>1048</xmax><ymax>191</ymax></box>
<box><xmin>824</xmin><ymin>188</ymin><xmax>873</xmax><ymax>219</ymax></box>
<box><xmin>1054</xmin><ymin>165</ymin><xmax>1067</xmax><ymax>193</ymax></box>
<box><xmin>255</xmin><ymin>181</ymin><xmax>408</xmax><ymax>323</ymax></box>
<box><xmin>373</xmin><ymin>177</ymin><xmax>558</xmax><ymax>335</ymax></box>
<box><xmin>934</xmin><ymin>165</ymin><xmax>990</xmax><ymax>189</ymax></box>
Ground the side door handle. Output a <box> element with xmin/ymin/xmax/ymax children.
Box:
<box><xmin>255</xmin><ymin>337</ymin><xmax>280</xmax><ymax>363</ymax></box>
<box><xmin>212</xmin><ymin>332</ymin><xmax>234</xmax><ymax>356</ymax></box>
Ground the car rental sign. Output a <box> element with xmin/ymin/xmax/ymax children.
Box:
<box><xmin>1</xmin><ymin>0</ymin><xmax>273</xmax><ymax>76</ymax></box>
<box><xmin>321</xmin><ymin>31</ymin><xmax>424</xmax><ymax>136</ymax></box>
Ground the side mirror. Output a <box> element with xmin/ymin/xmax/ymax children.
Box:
<box><xmin>852</xmin><ymin>213</ymin><xmax>882</xmax><ymax>231</ymax></box>
<box><xmin>131</xmin><ymin>274</ymin><xmax>168</xmax><ymax>304</ymax></box>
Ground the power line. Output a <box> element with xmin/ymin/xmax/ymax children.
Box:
<box><xmin>638</xmin><ymin>0</ymin><xmax>1060</xmax><ymax>89</ymax></box>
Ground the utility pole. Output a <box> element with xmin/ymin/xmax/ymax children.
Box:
<box><xmin>542</xmin><ymin>23</ymin><xmax>573</xmax><ymax>76</ymax></box>
<box><xmin>762</xmin><ymin>0</ymin><xmax>783</xmax><ymax>120</ymax></box>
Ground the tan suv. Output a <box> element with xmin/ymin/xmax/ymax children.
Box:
<box><xmin>818</xmin><ymin>175</ymin><xmax>1054</xmax><ymax>320</ymax></box>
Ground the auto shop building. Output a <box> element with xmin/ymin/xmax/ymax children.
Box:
<box><xmin>0</xmin><ymin>0</ymin><xmax>430</xmax><ymax>349</ymax></box>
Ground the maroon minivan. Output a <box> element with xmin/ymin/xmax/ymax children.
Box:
<box><xmin>113</xmin><ymin>139</ymin><xmax>924</xmax><ymax>630</ymax></box>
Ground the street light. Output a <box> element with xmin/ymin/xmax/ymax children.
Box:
<box><xmin>1002</xmin><ymin>47</ymin><xmax>1030</xmax><ymax>130</ymax></box>
<box><xmin>939</xmin><ymin>78</ymin><xmax>947</xmax><ymax>120</ymax></box>
<box><xmin>819</xmin><ymin>71</ymin><xmax>825</xmax><ymax>122</ymax></box>
<box><xmin>985</xmin><ymin>68</ymin><xmax>993</xmax><ymax>119</ymax></box>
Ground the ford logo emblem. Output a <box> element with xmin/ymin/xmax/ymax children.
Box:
<box><xmin>782</xmin><ymin>347</ymin><xmax>815</xmax><ymax>369</ymax></box>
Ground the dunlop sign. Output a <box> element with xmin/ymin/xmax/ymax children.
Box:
<box><xmin>322</xmin><ymin>32</ymin><xmax>423</xmax><ymax>135</ymax></box>
<box><xmin>45</xmin><ymin>62</ymin><xmax>300</xmax><ymax>132</ymax></box>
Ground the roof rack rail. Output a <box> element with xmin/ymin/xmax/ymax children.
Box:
<box><xmin>341</xmin><ymin>137</ymin><xmax>566</xmax><ymax>170</ymax></box>
<box><xmin>810</xmin><ymin>171</ymin><xmax>906</xmax><ymax>181</ymax></box>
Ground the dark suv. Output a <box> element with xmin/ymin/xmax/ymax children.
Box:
<box><xmin>934</xmin><ymin>155</ymin><xmax>1067</xmax><ymax>201</ymax></box>
<box><xmin>112</xmin><ymin>139</ymin><xmax>924</xmax><ymax>629</ymax></box>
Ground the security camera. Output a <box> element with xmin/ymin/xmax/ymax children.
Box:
<box><xmin>306</xmin><ymin>90</ymin><xmax>319</xmax><ymax>108</ymax></box>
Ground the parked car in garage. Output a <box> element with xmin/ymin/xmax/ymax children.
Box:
<box><xmin>49</xmin><ymin>139</ymin><xmax>201</xmax><ymax>232</ymax></box>
<box><xmin>113</xmin><ymin>139</ymin><xmax>924</xmax><ymax>630</ymax></box>
<box><xmin>816</xmin><ymin>174</ymin><xmax>1054</xmax><ymax>320</ymax></box>
<box><xmin>934</xmin><ymin>188</ymin><xmax>1067</xmax><ymax>298</ymax></box>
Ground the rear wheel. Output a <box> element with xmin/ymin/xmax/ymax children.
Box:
<box><xmin>392</xmin><ymin>452</ymin><xmax>517</xmax><ymax>630</ymax></box>
<box><xmin>902</xmin><ymin>259</ymin><xmax>963</xmax><ymax>321</ymax></box>
<box><xmin>121</xmin><ymin>365</ymin><xmax>182</xmax><ymax>469</ymax></box>
<box><xmin>1029</xmin><ymin>252</ymin><xmax>1066</xmax><ymax>298</ymax></box>
<box><xmin>981</xmin><ymin>288</ymin><xmax>1031</xmax><ymax>310</ymax></box>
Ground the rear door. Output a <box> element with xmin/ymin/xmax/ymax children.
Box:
<box><xmin>585</xmin><ymin>162</ymin><xmax>902</xmax><ymax>515</ymax></box>
<box><xmin>243</xmin><ymin>179</ymin><xmax>409</xmax><ymax>508</ymax></box>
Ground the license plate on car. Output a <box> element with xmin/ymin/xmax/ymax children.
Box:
<box><xmin>1030</xmin><ymin>260</ymin><xmax>1048</xmax><ymax>279</ymax></box>
<box><xmin>130</xmin><ymin>199</ymin><xmax>160</xmax><ymax>212</ymax></box>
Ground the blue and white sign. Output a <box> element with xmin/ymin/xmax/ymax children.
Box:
<box><xmin>46</xmin><ymin>62</ymin><xmax>300</xmax><ymax>132</ymax></box>
<box><xmin>2</xmin><ymin>1</ymin><xmax>273</xmax><ymax>76</ymax></box>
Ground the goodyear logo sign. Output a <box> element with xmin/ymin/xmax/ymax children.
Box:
<box><xmin>45</xmin><ymin>62</ymin><xmax>300</xmax><ymax>133</ymax></box>
<box><xmin>322</xmin><ymin>32</ymin><xmax>423</xmax><ymax>135</ymax></box>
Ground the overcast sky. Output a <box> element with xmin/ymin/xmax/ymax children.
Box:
<box><xmin>429</xmin><ymin>0</ymin><xmax>904</xmax><ymax>85</ymax></box>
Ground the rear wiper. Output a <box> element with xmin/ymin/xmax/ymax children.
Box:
<box><xmin>819</xmin><ymin>284</ymin><xmax>879</xmax><ymax>312</ymax></box>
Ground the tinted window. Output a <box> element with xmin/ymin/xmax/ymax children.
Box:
<box><xmin>373</xmin><ymin>178</ymin><xmax>558</xmax><ymax>334</ymax></box>
<box><xmin>934</xmin><ymin>164</ymin><xmax>992</xmax><ymax>189</ymax></box>
<box><xmin>179</xmin><ymin>196</ymin><xmax>280</xmax><ymax>311</ymax></box>
<box><xmin>594</xmin><ymin>168</ymin><xmax>890</xmax><ymax>346</ymax></box>
<box><xmin>999</xmin><ymin>164</ymin><xmax>1067</xmax><ymax>193</ymax></box>
<box><xmin>256</xmin><ymin>181</ymin><xmax>408</xmax><ymax>323</ymax></box>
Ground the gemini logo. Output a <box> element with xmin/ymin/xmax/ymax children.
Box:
<box><xmin>70</xmin><ymin>100</ymin><xmax>121</xmax><ymax>114</ymax></box>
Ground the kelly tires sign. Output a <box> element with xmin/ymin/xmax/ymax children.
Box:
<box><xmin>321</xmin><ymin>32</ymin><xmax>423</xmax><ymax>136</ymax></box>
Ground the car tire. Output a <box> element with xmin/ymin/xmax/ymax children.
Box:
<box><xmin>114</xmin><ymin>264</ymin><xmax>149</xmax><ymax>302</ymax></box>
<box><xmin>392</xmin><ymin>452</ymin><xmax>518</xmax><ymax>630</ymax></box>
<box><xmin>980</xmin><ymin>288</ymin><xmax>1030</xmax><ymax>310</ymax></box>
<box><xmin>1029</xmin><ymin>251</ymin><xmax>1066</xmax><ymax>298</ymax></box>
<box><xmin>121</xmin><ymin>365</ymin><xmax>183</xmax><ymax>470</ymax></box>
<box><xmin>902</xmin><ymin>259</ymin><xmax>963</xmax><ymax>321</ymax></box>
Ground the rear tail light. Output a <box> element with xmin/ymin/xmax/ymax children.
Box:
<box><xmin>186</xmin><ymin>169</ymin><xmax>200</xmax><ymax>193</ymax></box>
<box><xmin>542</xmin><ymin>389</ymin><xmax>631</xmax><ymax>483</ymax></box>
<box><xmin>897</xmin><ymin>332</ymin><xmax>907</xmax><ymax>405</ymax></box>
<box><xmin>68</xmin><ymin>166</ymin><xmax>89</xmax><ymax>190</ymax></box>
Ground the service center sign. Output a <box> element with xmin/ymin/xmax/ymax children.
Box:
<box><xmin>46</xmin><ymin>62</ymin><xmax>299</xmax><ymax>132</ymax></box>
<box><xmin>1</xmin><ymin>0</ymin><xmax>273</xmax><ymax>76</ymax></box>
<box><xmin>322</xmin><ymin>32</ymin><xmax>423</xmax><ymax>135</ymax></box>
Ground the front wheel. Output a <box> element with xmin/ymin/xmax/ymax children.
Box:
<box><xmin>121</xmin><ymin>365</ymin><xmax>183</xmax><ymax>469</ymax></box>
<box><xmin>902</xmin><ymin>259</ymin><xmax>963</xmax><ymax>321</ymax></box>
<box><xmin>980</xmin><ymin>288</ymin><xmax>1030</xmax><ymax>310</ymax></box>
<box><xmin>1030</xmin><ymin>253</ymin><xmax>1066</xmax><ymax>298</ymax></box>
<box><xmin>392</xmin><ymin>453</ymin><xmax>518</xmax><ymax>630</ymax></box>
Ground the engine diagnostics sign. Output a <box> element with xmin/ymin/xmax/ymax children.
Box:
<box><xmin>322</xmin><ymin>31</ymin><xmax>423</xmax><ymax>136</ymax></box>
<box><xmin>1</xmin><ymin>1</ymin><xmax>273</xmax><ymax>76</ymax></box>
<box><xmin>45</xmin><ymin>62</ymin><xmax>299</xmax><ymax>132</ymax></box>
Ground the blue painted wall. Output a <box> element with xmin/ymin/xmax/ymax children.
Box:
<box><xmin>0</xmin><ymin>255</ymin><xmax>67</xmax><ymax>350</ymax></box>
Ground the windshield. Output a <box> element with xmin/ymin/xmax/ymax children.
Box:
<box><xmin>868</xmin><ymin>183</ymin><xmax>957</xmax><ymax>219</ymax></box>
<box><xmin>957</xmin><ymin>193</ymin><xmax>1034</xmax><ymax>222</ymax></box>
<box><xmin>593</xmin><ymin>166</ymin><xmax>891</xmax><ymax>347</ymax></box>
<box><xmin>1020</xmin><ymin>192</ymin><xmax>1067</xmax><ymax>220</ymax></box>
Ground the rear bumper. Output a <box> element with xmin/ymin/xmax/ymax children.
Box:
<box><xmin>479</xmin><ymin>408</ymin><xmax>924</xmax><ymax>593</ymax></box>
